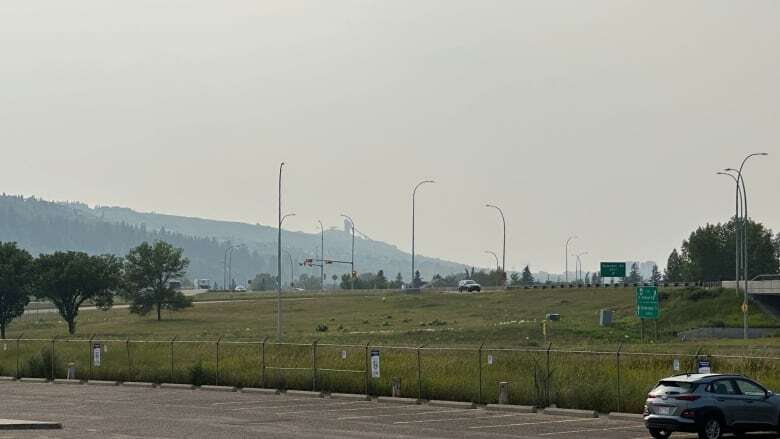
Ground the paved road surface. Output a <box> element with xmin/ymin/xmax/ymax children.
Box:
<box><xmin>0</xmin><ymin>381</ymin><xmax>775</xmax><ymax>438</ymax></box>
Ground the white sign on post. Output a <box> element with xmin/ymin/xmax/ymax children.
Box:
<box><xmin>370</xmin><ymin>350</ymin><xmax>380</xmax><ymax>378</ymax></box>
<box><xmin>92</xmin><ymin>343</ymin><xmax>101</xmax><ymax>367</ymax></box>
<box><xmin>341</xmin><ymin>351</ymin><xmax>347</xmax><ymax>360</ymax></box>
<box><xmin>673</xmin><ymin>358</ymin><xmax>680</xmax><ymax>372</ymax></box>
<box><xmin>487</xmin><ymin>355</ymin><xmax>494</xmax><ymax>365</ymax></box>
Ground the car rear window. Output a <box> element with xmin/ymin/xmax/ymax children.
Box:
<box><xmin>652</xmin><ymin>381</ymin><xmax>697</xmax><ymax>395</ymax></box>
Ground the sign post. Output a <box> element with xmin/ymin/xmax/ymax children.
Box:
<box><xmin>636</xmin><ymin>286</ymin><xmax>660</xmax><ymax>342</ymax></box>
<box><xmin>92</xmin><ymin>343</ymin><xmax>101</xmax><ymax>367</ymax></box>
<box><xmin>370</xmin><ymin>350</ymin><xmax>380</xmax><ymax>378</ymax></box>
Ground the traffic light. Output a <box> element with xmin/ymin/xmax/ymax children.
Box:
<box><xmin>303</xmin><ymin>258</ymin><xmax>313</xmax><ymax>267</ymax></box>
<box><xmin>325</xmin><ymin>260</ymin><xmax>333</xmax><ymax>265</ymax></box>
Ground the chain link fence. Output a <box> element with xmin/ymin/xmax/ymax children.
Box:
<box><xmin>1</xmin><ymin>338</ymin><xmax>778</xmax><ymax>413</ymax></box>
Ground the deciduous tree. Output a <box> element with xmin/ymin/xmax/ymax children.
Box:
<box><xmin>0</xmin><ymin>243</ymin><xmax>34</xmax><ymax>339</ymax></box>
<box><xmin>123</xmin><ymin>241</ymin><xmax>192</xmax><ymax>321</ymax></box>
<box><xmin>34</xmin><ymin>251</ymin><xmax>122</xmax><ymax>335</ymax></box>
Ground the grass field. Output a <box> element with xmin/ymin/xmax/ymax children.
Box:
<box><xmin>3</xmin><ymin>287</ymin><xmax>780</xmax><ymax>413</ymax></box>
<box><xmin>7</xmin><ymin>287</ymin><xmax>780</xmax><ymax>351</ymax></box>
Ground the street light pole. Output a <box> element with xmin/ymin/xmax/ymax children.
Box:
<box><xmin>573</xmin><ymin>251</ymin><xmax>588</xmax><ymax>282</ymax></box>
<box><xmin>485</xmin><ymin>250</ymin><xmax>499</xmax><ymax>272</ymax></box>
<box><xmin>727</xmin><ymin>152</ymin><xmax>768</xmax><ymax>340</ymax></box>
<box><xmin>717</xmin><ymin>171</ymin><xmax>742</xmax><ymax>293</ymax></box>
<box><xmin>276</xmin><ymin>161</ymin><xmax>291</xmax><ymax>342</ymax></box>
<box><xmin>412</xmin><ymin>180</ymin><xmax>435</xmax><ymax>289</ymax></box>
<box><xmin>565</xmin><ymin>236</ymin><xmax>577</xmax><ymax>284</ymax></box>
<box><xmin>341</xmin><ymin>214</ymin><xmax>355</xmax><ymax>290</ymax></box>
<box><xmin>485</xmin><ymin>204</ymin><xmax>506</xmax><ymax>273</ymax></box>
<box><xmin>228</xmin><ymin>245</ymin><xmax>237</xmax><ymax>290</ymax></box>
<box><xmin>317</xmin><ymin>220</ymin><xmax>324</xmax><ymax>291</ymax></box>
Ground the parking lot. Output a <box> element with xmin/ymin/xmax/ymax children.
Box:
<box><xmin>0</xmin><ymin>381</ymin><xmax>772</xmax><ymax>438</ymax></box>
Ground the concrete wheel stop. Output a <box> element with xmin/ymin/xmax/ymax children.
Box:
<box><xmin>0</xmin><ymin>419</ymin><xmax>62</xmax><ymax>430</ymax></box>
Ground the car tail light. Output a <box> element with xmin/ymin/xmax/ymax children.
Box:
<box><xmin>673</xmin><ymin>395</ymin><xmax>700</xmax><ymax>401</ymax></box>
<box><xmin>681</xmin><ymin>410</ymin><xmax>696</xmax><ymax>419</ymax></box>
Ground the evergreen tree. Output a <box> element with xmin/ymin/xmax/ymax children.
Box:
<box><xmin>584</xmin><ymin>272</ymin><xmax>591</xmax><ymax>284</ymax></box>
<box><xmin>650</xmin><ymin>264</ymin><xmax>662</xmax><ymax>284</ymax></box>
<box><xmin>625</xmin><ymin>262</ymin><xmax>642</xmax><ymax>283</ymax></box>
<box><xmin>375</xmin><ymin>270</ymin><xmax>388</xmax><ymax>289</ymax></box>
<box><xmin>664</xmin><ymin>249</ymin><xmax>687</xmax><ymax>282</ymax></box>
<box><xmin>521</xmin><ymin>265</ymin><xmax>535</xmax><ymax>285</ymax></box>
<box><xmin>413</xmin><ymin>270</ymin><xmax>423</xmax><ymax>288</ymax></box>
<box><xmin>591</xmin><ymin>272</ymin><xmax>601</xmax><ymax>285</ymax></box>
<box><xmin>510</xmin><ymin>272</ymin><xmax>521</xmax><ymax>286</ymax></box>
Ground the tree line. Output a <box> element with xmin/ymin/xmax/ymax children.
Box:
<box><xmin>665</xmin><ymin>218</ymin><xmax>779</xmax><ymax>282</ymax></box>
<box><xmin>0</xmin><ymin>240</ymin><xmax>192</xmax><ymax>338</ymax></box>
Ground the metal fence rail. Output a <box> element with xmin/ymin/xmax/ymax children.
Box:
<box><xmin>0</xmin><ymin>337</ymin><xmax>776</xmax><ymax>413</ymax></box>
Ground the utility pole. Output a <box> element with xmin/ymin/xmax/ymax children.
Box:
<box><xmin>317</xmin><ymin>220</ymin><xmax>324</xmax><ymax>291</ymax></box>
<box><xmin>565</xmin><ymin>236</ymin><xmax>577</xmax><ymax>284</ymax></box>
<box><xmin>412</xmin><ymin>180</ymin><xmax>435</xmax><ymax>289</ymax></box>
<box><xmin>485</xmin><ymin>204</ymin><xmax>506</xmax><ymax>273</ymax></box>
<box><xmin>341</xmin><ymin>214</ymin><xmax>355</xmax><ymax>290</ymax></box>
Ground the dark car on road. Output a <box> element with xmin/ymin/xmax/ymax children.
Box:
<box><xmin>644</xmin><ymin>373</ymin><xmax>780</xmax><ymax>439</ymax></box>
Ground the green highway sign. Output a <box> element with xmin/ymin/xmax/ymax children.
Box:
<box><xmin>600</xmin><ymin>262</ymin><xmax>626</xmax><ymax>277</ymax></box>
<box><xmin>636</xmin><ymin>286</ymin><xmax>660</xmax><ymax>319</ymax></box>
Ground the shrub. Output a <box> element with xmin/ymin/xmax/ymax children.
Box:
<box><xmin>316</xmin><ymin>323</ymin><xmax>328</xmax><ymax>332</ymax></box>
<box><xmin>24</xmin><ymin>347</ymin><xmax>64</xmax><ymax>379</ymax></box>
<box><xmin>189</xmin><ymin>360</ymin><xmax>211</xmax><ymax>386</ymax></box>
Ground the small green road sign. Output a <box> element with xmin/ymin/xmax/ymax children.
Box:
<box><xmin>636</xmin><ymin>286</ymin><xmax>660</xmax><ymax>319</ymax></box>
<box><xmin>601</xmin><ymin>262</ymin><xmax>626</xmax><ymax>277</ymax></box>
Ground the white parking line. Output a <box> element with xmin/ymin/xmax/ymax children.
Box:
<box><xmin>394</xmin><ymin>412</ymin><xmax>535</xmax><ymax>425</ymax></box>
<box><xmin>214</xmin><ymin>397</ymin><xmax>320</xmax><ymax>406</ymax></box>
<box><xmin>538</xmin><ymin>425</ymin><xmax>645</xmax><ymax>436</ymax></box>
<box><xmin>339</xmin><ymin>408</ymin><xmax>472</xmax><ymax>421</ymax></box>
<box><xmin>469</xmin><ymin>418</ymin><xmax>601</xmax><ymax>429</ymax></box>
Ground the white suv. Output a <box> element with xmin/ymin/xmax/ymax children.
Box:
<box><xmin>457</xmin><ymin>280</ymin><xmax>481</xmax><ymax>292</ymax></box>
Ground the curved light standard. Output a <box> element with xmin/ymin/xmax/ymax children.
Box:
<box><xmin>717</xmin><ymin>171</ymin><xmax>742</xmax><ymax>292</ymax></box>
<box><xmin>726</xmin><ymin>152</ymin><xmax>768</xmax><ymax>339</ymax></box>
<box><xmin>485</xmin><ymin>250</ymin><xmax>499</xmax><ymax>272</ymax></box>
<box><xmin>564</xmin><ymin>236</ymin><xmax>578</xmax><ymax>284</ymax></box>
<box><xmin>341</xmin><ymin>214</ymin><xmax>355</xmax><ymax>290</ymax></box>
<box><xmin>412</xmin><ymin>180</ymin><xmax>435</xmax><ymax>289</ymax></box>
<box><xmin>573</xmin><ymin>251</ymin><xmax>588</xmax><ymax>282</ymax></box>
<box><xmin>317</xmin><ymin>219</ymin><xmax>324</xmax><ymax>291</ymax></box>
<box><xmin>485</xmin><ymin>204</ymin><xmax>506</xmax><ymax>274</ymax></box>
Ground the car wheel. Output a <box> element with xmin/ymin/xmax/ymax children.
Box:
<box><xmin>698</xmin><ymin>416</ymin><xmax>722</xmax><ymax>439</ymax></box>
<box><xmin>648</xmin><ymin>428</ymin><xmax>672</xmax><ymax>438</ymax></box>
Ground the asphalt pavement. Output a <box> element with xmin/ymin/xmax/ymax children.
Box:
<box><xmin>0</xmin><ymin>381</ymin><xmax>770</xmax><ymax>438</ymax></box>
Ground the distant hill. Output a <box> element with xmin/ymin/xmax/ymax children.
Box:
<box><xmin>0</xmin><ymin>194</ymin><xmax>466</xmax><ymax>285</ymax></box>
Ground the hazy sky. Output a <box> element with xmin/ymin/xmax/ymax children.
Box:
<box><xmin>1</xmin><ymin>1</ymin><xmax>778</xmax><ymax>273</ymax></box>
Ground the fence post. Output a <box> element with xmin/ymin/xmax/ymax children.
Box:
<box><xmin>545</xmin><ymin>343</ymin><xmax>552</xmax><ymax>407</ymax></box>
<box><xmin>15</xmin><ymin>333</ymin><xmax>23</xmax><ymax>379</ymax></box>
<box><xmin>616</xmin><ymin>343</ymin><xmax>623</xmax><ymax>413</ymax></box>
<box><xmin>261</xmin><ymin>336</ymin><xmax>268</xmax><ymax>388</ymax></box>
<box><xmin>88</xmin><ymin>335</ymin><xmax>95</xmax><ymax>381</ymax></box>
<box><xmin>417</xmin><ymin>345</ymin><xmax>424</xmax><ymax>401</ymax></box>
<box><xmin>215</xmin><ymin>336</ymin><xmax>224</xmax><ymax>386</ymax></box>
<box><xmin>312</xmin><ymin>340</ymin><xmax>318</xmax><ymax>392</ymax></box>
<box><xmin>50</xmin><ymin>337</ymin><xmax>56</xmax><ymax>381</ymax></box>
<box><xmin>170</xmin><ymin>336</ymin><xmax>177</xmax><ymax>383</ymax></box>
<box><xmin>477</xmin><ymin>343</ymin><xmax>484</xmax><ymax>405</ymax></box>
<box><xmin>125</xmin><ymin>338</ymin><xmax>132</xmax><ymax>381</ymax></box>
<box><xmin>364</xmin><ymin>342</ymin><xmax>370</xmax><ymax>397</ymax></box>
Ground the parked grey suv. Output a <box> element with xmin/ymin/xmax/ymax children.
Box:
<box><xmin>644</xmin><ymin>373</ymin><xmax>780</xmax><ymax>438</ymax></box>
